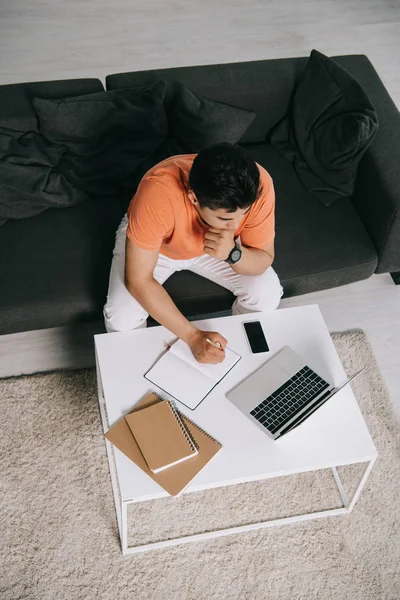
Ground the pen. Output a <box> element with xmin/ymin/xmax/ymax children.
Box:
<box><xmin>206</xmin><ymin>338</ymin><xmax>223</xmax><ymax>350</ymax></box>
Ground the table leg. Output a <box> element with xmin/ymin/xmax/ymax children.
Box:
<box><xmin>95</xmin><ymin>350</ymin><xmax>125</xmax><ymax>551</ymax></box>
<box><xmin>331</xmin><ymin>458</ymin><xmax>377</xmax><ymax>513</ymax></box>
<box><xmin>332</xmin><ymin>466</ymin><xmax>349</xmax><ymax>507</ymax></box>
<box><xmin>121</xmin><ymin>500</ymin><xmax>128</xmax><ymax>554</ymax></box>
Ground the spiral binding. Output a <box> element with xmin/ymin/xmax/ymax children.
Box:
<box><xmin>167</xmin><ymin>400</ymin><xmax>199</xmax><ymax>452</ymax></box>
<box><xmin>152</xmin><ymin>392</ymin><xmax>221</xmax><ymax>447</ymax></box>
<box><xmin>180</xmin><ymin>414</ymin><xmax>221</xmax><ymax>446</ymax></box>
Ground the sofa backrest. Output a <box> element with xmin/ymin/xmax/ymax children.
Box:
<box><xmin>0</xmin><ymin>78</ymin><xmax>105</xmax><ymax>133</ymax></box>
<box><xmin>106</xmin><ymin>56</ymin><xmax>307</xmax><ymax>144</ymax></box>
<box><xmin>105</xmin><ymin>54</ymin><xmax>370</xmax><ymax>145</ymax></box>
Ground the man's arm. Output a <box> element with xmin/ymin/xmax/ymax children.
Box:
<box><xmin>124</xmin><ymin>239</ymin><xmax>227</xmax><ymax>363</ymax></box>
<box><xmin>231</xmin><ymin>241</ymin><xmax>274</xmax><ymax>276</ymax></box>
<box><xmin>204</xmin><ymin>228</ymin><xmax>274</xmax><ymax>276</ymax></box>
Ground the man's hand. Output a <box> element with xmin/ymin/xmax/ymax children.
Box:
<box><xmin>186</xmin><ymin>329</ymin><xmax>228</xmax><ymax>364</ymax></box>
<box><xmin>204</xmin><ymin>228</ymin><xmax>235</xmax><ymax>261</ymax></box>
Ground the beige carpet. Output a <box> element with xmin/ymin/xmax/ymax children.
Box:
<box><xmin>1</xmin><ymin>331</ymin><xmax>399</xmax><ymax>600</ymax></box>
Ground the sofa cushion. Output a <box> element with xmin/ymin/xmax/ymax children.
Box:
<box><xmin>244</xmin><ymin>142</ymin><xmax>378</xmax><ymax>296</ymax></box>
<box><xmin>161</xmin><ymin>271</ymin><xmax>235</xmax><ymax>319</ymax></box>
<box><xmin>267</xmin><ymin>50</ymin><xmax>379</xmax><ymax>207</ymax></box>
<box><xmin>33</xmin><ymin>82</ymin><xmax>169</xmax><ymax>198</ymax></box>
<box><xmin>0</xmin><ymin>198</ymin><xmax>124</xmax><ymax>335</ymax></box>
<box><xmin>33</xmin><ymin>84</ymin><xmax>166</xmax><ymax>142</ymax></box>
<box><xmin>165</xmin><ymin>82</ymin><xmax>255</xmax><ymax>153</ymax></box>
<box><xmin>0</xmin><ymin>78</ymin><xmax>104</xmax><ymax>133</ymax></box>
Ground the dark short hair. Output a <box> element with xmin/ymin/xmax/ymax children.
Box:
<box><xmin>188</xmin><ymin>142</ymin><xmax>263</xmax><ymax>212</ymax></box>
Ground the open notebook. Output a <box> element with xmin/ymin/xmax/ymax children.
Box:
<box><xmin>144</xmin><ymin>338</ymin><xmax>241</xmax><ymax>410</ymax></box>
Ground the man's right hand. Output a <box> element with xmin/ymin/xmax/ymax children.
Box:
<box><xmin>125</xmin><ymin>240</ymin><xmax>229</xmax><ymax>364</ymax></box>
<box><xmin>186</xmin><ymin>329</ymin><xmax>228</xmax><ymax>364</ymax></box>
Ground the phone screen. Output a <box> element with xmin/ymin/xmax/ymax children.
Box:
<box><xmin>243</xmin><ymin>321</ymin><xmax>269</xmax><ymax>353</ymax></box>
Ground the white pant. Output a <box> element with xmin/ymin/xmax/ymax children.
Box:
<box><xmin>103</xmin><ymin>215</ymin><xmax>284</xmax><ymax>333</ymax></box>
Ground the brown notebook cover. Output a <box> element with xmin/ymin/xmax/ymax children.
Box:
<box><xmin>105</xmin><ymin>393</ymin><xmax>222</xmax><ymax>496</ymax></box>
<box><xmin>124</xmin><ymin>399</ymin><xmax>198</xmax><ymax>473</ymax></box>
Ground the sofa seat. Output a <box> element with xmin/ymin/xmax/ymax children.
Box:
<box><xmin>0</xmin><ymin>198</ymin><xmax>123</xmax><ymax>335</ymax></box>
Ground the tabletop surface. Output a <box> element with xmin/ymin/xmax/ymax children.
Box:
<box><xmin>95</xmin><ymin>305</ymin><xmax>377</xmax><ymax>501</ymax></box>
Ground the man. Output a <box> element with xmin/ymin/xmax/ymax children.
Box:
<box><xmin>104</xmin><ymin>142</ymin><xmax>283</xmax><ymax>364</ymax></box>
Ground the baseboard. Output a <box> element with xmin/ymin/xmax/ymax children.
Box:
<box><xmin>0</xmin><ymin>321</ymin><xmax>105</xmax><ymax>379</ymax></box>
<box><xmin>0</xmin><ymin>310</ymin><xmax>232</xmax><ymax>379</ymax></box>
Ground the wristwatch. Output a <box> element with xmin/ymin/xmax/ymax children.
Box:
<box><xmin>225</xmin><ymin>242</ymin><xmax>242</xmax><ymax>264</ymax></box>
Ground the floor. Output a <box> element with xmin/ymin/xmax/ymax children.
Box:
<box><xmin>0</xmin><ymin>0</ymin><xmax>399</xmax><ymax>414</ymax></box>
<box><xmin>1</xmin><ymin>0</ymin><xmax>399</xmax><ymax>107</ymax></box>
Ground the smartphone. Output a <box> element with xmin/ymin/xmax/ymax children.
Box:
<box><xmin>243</xmin><ymin>320</ymin><xmax>269</xmax><ymax>353</ymax></box>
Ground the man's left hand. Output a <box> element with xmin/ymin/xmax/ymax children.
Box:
<box><xmin>204</xmin><ymin>228</ymin><xmax>235</xmax><ymax>261</ymax></box>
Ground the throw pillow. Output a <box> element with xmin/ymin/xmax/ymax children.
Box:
<box><xmin>33</xmin><ymin>82</ymin><xmax>169</xmax><ymax>197</ymax></box>
<box><xmin>117</xmin><ymin>82</ymin><xmax>257</xmax><ymax>209</ymax></box>
<box><xmin>165</xmin><ymin>81</ymin><xmax>256</xmax><ymax>153</ymax></box>
<box><xmin>266</xmin><ymin>49</ymin><xmax>379</xmax><ymax>206</ymax></box>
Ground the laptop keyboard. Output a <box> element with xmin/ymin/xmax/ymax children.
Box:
<box><xmin>250</xmin><ymin>366</ymin><xmax>330</xmax><ymax>434</ymax></box>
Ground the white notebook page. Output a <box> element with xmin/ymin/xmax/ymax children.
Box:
<box><xmin>145</xmin><ymin>339</ymin><xmax>241</xmax><ymax>409</ymax></box>
<box><xmin>170</xmin><ymin>339</ymin><xmax>240</xmax><ymax>382</ymax></box>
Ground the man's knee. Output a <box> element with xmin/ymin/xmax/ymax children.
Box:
<box><xmin>255</xmin><ymin>268</ymin><xmax>283</xmax><ymax>311</ymax></box>
<box><xmin>257</xmin><ymin>285</ymin><xmax>283</xmax><ymax>311</ymax></box>
<box><xmin>235</xmin><ymin>267</ymin><xmax>283</xmax><ymax>313</ymax></box>
<box><xmin>103</xmin><ymin>303</ymin><xmax>147</xmax><ymax>333</ymax></box>
<box><xmin>245</xmin><ymin>287</ymin><xmax>282</xmax><ymax>312</ymax></box>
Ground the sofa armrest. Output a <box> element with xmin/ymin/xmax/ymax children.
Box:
<box><xmin>350</xmin><ymin>61</ymin><xmax>400</xmax><ymax>274</ymax></box>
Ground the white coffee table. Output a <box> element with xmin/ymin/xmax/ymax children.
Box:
<box><xmin>94</xmin><ymin>305</ymin><xmax>377</xmax><ymax>555</ymax></box>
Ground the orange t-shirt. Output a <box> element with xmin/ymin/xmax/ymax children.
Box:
<box><xmin>127</xmin><ymin>154</ymin><xmax>275</xmax><ymax>260</ymax></box>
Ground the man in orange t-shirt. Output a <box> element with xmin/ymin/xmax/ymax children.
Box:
<box><xmin>104</xmin><ymin>142</ymin><xmax>283</xmax><ymax>364</ymax></box>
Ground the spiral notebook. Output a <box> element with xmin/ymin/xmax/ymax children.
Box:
<box><xmin>125</xmin><ymin>399</ymin><xmax>198</xmax><ymax>473</ymax></box>
<box><xmin>105</xmin><ymin>393</ymin><xmax>222</xmax><ymax>496</ymax></box>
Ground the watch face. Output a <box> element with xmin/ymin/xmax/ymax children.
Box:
<box><xmin>231</xmin><ymin>249</ymin><xmax>241</xmax><ymax>262</ymax></box>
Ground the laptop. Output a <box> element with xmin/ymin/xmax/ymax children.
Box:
<box><xmin>226</xmin><ymin>346</ymin><xmax>365</xmax><ymax>440</ymax></box>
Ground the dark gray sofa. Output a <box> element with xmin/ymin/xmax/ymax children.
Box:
<box><xmin>0</xmin><ymin>53</ymin><xmax>399</xmax><ymax>338</ymax></box>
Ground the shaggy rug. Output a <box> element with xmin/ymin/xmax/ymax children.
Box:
<box><xmin>1</xmin><ymin>330</ymin><xmax>399</xmax><ymax>600</ymax></box>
